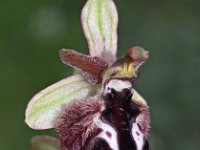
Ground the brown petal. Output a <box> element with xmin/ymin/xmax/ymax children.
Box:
<box><xmin>60</xmin><ymin>49</ymin><xmax>108</xmax><ymax>84</ymax></box>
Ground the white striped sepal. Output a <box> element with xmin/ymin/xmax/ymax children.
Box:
<box><xmin>81</xmin><ymin>0</ymin><xmax>118</xmax><ymax>64</ymax></box>
<box><xmin>25</xmin><ymin>74</ymin><xmax>99</xmax><ymax>130</ymax></box>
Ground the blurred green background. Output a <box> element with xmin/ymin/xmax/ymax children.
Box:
<box><xmin>0</xmin><ymin>0</ymin><xmax>200</xmax><ymax>149</ymax></box>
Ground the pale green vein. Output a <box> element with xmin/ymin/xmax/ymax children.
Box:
<box><xmin>39</xmin><ymin>79</ymin><xmax>84</xmax><ymax>101</ymax></box>
<box><xmin>87</xmin><ymin>0</ymin><xmax>96</xmax><ymax>55</ymax></box>
<box><xmin>97</xmin><ymin>0</ymin><xmax>104</xmax><ymax>41</ymax></box>
<box><xmin>105</xmin><ymin>3</ymin><xmax>114</xmax><ymax>53</ymax></box>
<box><xmin>27</xmin><ymin>85</ymin><xmax>93</xmax><ymax>120</ymax></box>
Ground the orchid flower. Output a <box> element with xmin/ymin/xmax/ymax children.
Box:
<box><xmin>25</xmin><ymin>0</ymin><xmax>150</xmax><ymax>150</ymax></box>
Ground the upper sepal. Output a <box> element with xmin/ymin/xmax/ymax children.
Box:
<box><xmin>81</xmin><ymin>0</ymin><xmax>118</xmax><ymax>64</ymax></box>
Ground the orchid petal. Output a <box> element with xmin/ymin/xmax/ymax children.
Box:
<box><xmin>25</xmin><ymin>74</ymin><xmax>100</xmax><ymax>130</ymax></box>
<box><xmin>31</xmin><ymin>135</ymin><xmax>60</xmax><ymax>150</ymax></box>
<box><xmin>81</xmin><ymin>0</ymin><xmax>118</xmax><ymax>64</ymax></box>
<box><xmin>60</xmin><ymin>49</ymin><xmax>107</xmax><ymax>84</ymax></box>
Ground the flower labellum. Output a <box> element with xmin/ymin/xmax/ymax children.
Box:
<box><xmin>25</xmin><ymin>0</ymin><xmax>151</xmax><ymax>150</ymax></box>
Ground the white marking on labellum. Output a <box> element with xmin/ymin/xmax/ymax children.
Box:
<box><xmin>96</xmin><ymin>119</ymin><xmax>119</xmax><ymax>150</ymax></box>
<box><xmin>119</xmin><ymin>108</ymin><xmax>124</xmax><ymax>112</ymax></box>
<box><xmin>131</xmin><ymin>122</ymin><xmax>144</xmax><ymax>150</ymax></box>
<box><xmin>103</xmin><ymin>79</ymin><xmax>132</xmax><ymax>95</ymax></box>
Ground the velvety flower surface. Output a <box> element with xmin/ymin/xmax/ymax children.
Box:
<box><xmin>25</xmin><ymin>0</ymin><xmax>150</xmax><ymax>150</ymax></box>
